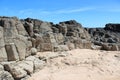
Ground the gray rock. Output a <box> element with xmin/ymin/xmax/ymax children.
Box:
<box><xmin>14</xmin><ymin>35</ymin><xmax>31</xmax><ymax>60</ymax></box>
<box><xmin>16</xmin><ymin>20</ymin><xmax>28</xmax><ymax>36</ymax></box>
<box><xmin>0</xmin><ymin>71</ymin><xmax>14</xmax><ymax>80</ymax></box>
<box><xmin>111</xmin><ymin>44</ymin><xmax>119</xmax><ymax>51</ymax></box>
<box><xmin>25</xmin><ymin>56</ymin><xmax>36</xmax><ymax>61</ymax></box>
<box><xmin>5</xmin><ymin>43</ymin><xmax>19</xmax><ymax>61</ymax></box>
<box><xmin>91</xmin><ymin>45</ymin><xmax>102</xmax><ymax>50</ymax></box>
<box><xmin>40</xmin><ymin>22</ymin><xmax>52</xmax><ymax>33</ymax></box>
<box><xmin>11</xmin><ymin>66</ymin><xmax>27</xmax><ymax>79</ymax></box>
<box><xmin>54</xmin><ymin>33</ymin><xmax>64</xmax><ymax>44</ymax></box>
<box><xmin>0</xmin><ymin>17</ymin><xmax>32</xmax><ymax>61</ymax></box>
<box><xmin>31</xmin><ymin>48</ymin><xmax>37</xmax><ymax>55</ymax></box>
<box><xmin>0</xmin><ymin>64</ymin><xmax>4</xmax><ymax>70</ymax></box>
<box><xmin>34</xmin><ymin>58</ymin><xmax>45</xmax><ymax>72</ymax></box>
<box><xmin>40</xmin><ymin>43</ymin><xmax>53</xmax><ymax>51</ymax></box>
<box><xmin>25</xmin><ymin>21</ymin><xmax>34</xmax><ymax>37</ymax></box>
<box><xmin>3</xmin><ymin>62</ymin><xmax>27</xmax><ymax>79</ymax></box>
<box><xmin>59</xmin><ymin>45</ymin><xmax>69</xmax><ymax>51</ymax></box>
<box><xmin>67</xmin><ymin>42</ymin><xmax>75</xmax><ymax>50</ymax></box>
<box><xmin>107</xmin><ymin>38</ymin><xmax>116</xmax><ymax>43</ymax></box>
<box><xmin>17</xmin><ymin>61</ymin><xmax>34</xmax><ymax>75</ymax></box>
<box><xmin>101</xmin><ymin>43</ymin><xmax>111</xmax><ymax>50</ymax></box>
<box><xmin>0</xmin><ymin>27</ymin><xmax>7</xmax><ymax>62</ymax></box>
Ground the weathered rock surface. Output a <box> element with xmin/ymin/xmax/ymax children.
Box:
<box><xmin>87</xmin><ymin>24</ymin><xmax>120</xmax><ymax>51</ymax></box>
<box><xmin>0</xmin><ymin>71</ymin><xmax>14</xmax><ymax>80</ymax></box>
<box><xmin>0</xmin><ymin>16</ymin><xmax>32</xmax><ymax>61</ymax></box>
<box><xmin>0</xmin><ymin>16</ymin><xmax>120</xmax><ymax>80</ymax></box>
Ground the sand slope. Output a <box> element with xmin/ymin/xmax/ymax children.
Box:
<box><xmin>28</xmin><ymin>49</ymin><xmax>120</xmax><ymax>80</ymax></box>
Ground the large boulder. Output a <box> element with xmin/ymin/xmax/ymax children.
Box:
<box><xmin>13</xmin><ymin>35</ymin><xmax>32</xmax><ymax>60</ymax></box>
<box><xmin>40</xmin><ymin>32</ymin><xmax>57</xmax><ymax>51</ymax></box>
<box><xmin>17</xmin><ymin>61</ymin><xmax>34</xmax><ymax>75</ymax></box>
<box><xmin>26</xmin><ymin>56</ymin><xmax>46</xmax><ymax>72</ymax></box>
<box><xmin>4</xmin><ymin>62</ymin><xmax>27</xmax><ymax>79</ymax></box>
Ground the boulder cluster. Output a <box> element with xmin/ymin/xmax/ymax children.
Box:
<box><xmin>87</xmin><ymin>23</ymin><xmax>120</xmax><ymax>51</ymax></box>
<box><xmin>0</xmin><ymin>16</ymin><xmax>120</xmax><ymax>80</ymax></box>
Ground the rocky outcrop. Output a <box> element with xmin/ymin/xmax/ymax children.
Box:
<box><xmin>87</xmin><ymin>24</ymin><xmax>120</xmax><ymax>51</ymax></box>
<box><xmin>0</xmin><ymin>16</ymin><xmax>91</xmax><ymax>62</ymax></box>
<box><xmin>0</xmin><ymin>16</ymin><xmax>92</xmax><ymax>80</ymax></box>
<box><xmin>55</xmin><ymin>20</ymin><xmax>91</xmax><ymax>49</ymax></box>
<box><xmin>22</xmin><ymin>19</ymin><xmax>91</xmax><ymax>52</ymax></box>
<box><xmin>1</xmin><ymin>16</ymin><xmax>120</xmax><ymax>79</ymax></box>
<box><xmin>104</xmin><ymin>23</ymin><xmax>120</xmax><ymax>32</ymax></box>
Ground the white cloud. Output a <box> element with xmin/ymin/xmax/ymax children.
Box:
<box><xmin>17</xmin><ymin>7</ymin><xmax>95</xmax><ymax>16</ymax></box>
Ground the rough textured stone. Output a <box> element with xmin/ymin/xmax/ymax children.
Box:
<box><xmin>25</xmin><ymin>56</ymin><xmax>36</xmax><ymax>61</ymax></box>
<box><xmin>105</xmin><ymin>23</ymin><xmax>120</xmax><ymax>32</ymax></box>
<box><xmin>0</xmin><ymin>64</ymin><xmax>4</xmax><ymax>70</ymax></box>
<box><xmin>4</xmin><ymin>62</ymin><xmax>27</xmax><ymax>79</ymax></box>
<box><xmin>0</xmin><ymin>27</ymin><xmax>7</xmax><ymax>61</ymax></box>
<box><xmin>111</xmin><ymin>44</ymin><xmax>119</xmax><ymax>51</ymax></box>
<box><xmin>40</xmin><ymin>43</ymin><xmax>53</xmax><ymax>51</ymax></box>
<box><xmin>5</xmin><ymin>43</ymin><xmax>19</xmax><ymax>61</ymax></box>
<box><xmin>87</xmin><ymin>26</ymin><xmax>120</xmax><ymax>51</ymax></box>
<box><xmin>59</xmin><ymin>45</ymin><xmax>69</xmax><ymax>51</ymax></box>
<box><xmin>101</xmin><ymin>43</ymin><xmax>112</xmax><ymax>50</ymax></box>
<box><xmin>17</xmin><ymin>61</ymin><xmax>34</xmax><ymax>75</ymax></box>
<box><xmin>31</xmin><ymin>48</ymin><xmax>37</xmax><ymax>55</ymax></box>
<box><xmin>67</xmin><ymin>42</ymin><xmax>75</xmax><ymax>50</ymax></box>
<box><xmin>34</xmin><ymin>58</ymin><xmax>45</xmax><ymax>72</ymax></box>
<box><xmin>0</xmin><ymin>71</ymin><xmax>14</xmax><ymax>80</ymax></box>
<box><xmin>0</xmin><ymin>17</ymin><xmax>32</xmax><ymax>62</ymax></box>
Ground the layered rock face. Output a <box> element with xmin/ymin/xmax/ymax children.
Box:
<box><xmin>87</xmin><ymin>23</ymin><xmax>120</xmax><ymax>51</ymax></box>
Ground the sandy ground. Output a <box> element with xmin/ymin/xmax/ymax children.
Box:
<box><xmin>28</xmin><ymin>49</ymin><xmax>120</xmax><ymax>80</ymax></box>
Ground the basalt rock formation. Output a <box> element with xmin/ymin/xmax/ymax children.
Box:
<box><xmin>87</xmin><ymin>23</ymin><xmax>120</xmax><ymax>51</ymax></box>
<box><xmin>0</xmin><ymin>16</ymin><xmax>91</xmax><ymax>80</ymax></box>
<box><xmin>0</xmin><ymin>16</ymin><xmax>120</xmax><ymax>80</ymax></box>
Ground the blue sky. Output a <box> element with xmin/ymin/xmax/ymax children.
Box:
<box><xmin>0</xmin><ymin>0</ymin><xmax>120</xmax><ymax>27</ymax></box>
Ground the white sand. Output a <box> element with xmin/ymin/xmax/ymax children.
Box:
<box><xmin>28</xmin><ymin>49</ymin><xmax>120</xmax><ymax>80</ymax></box>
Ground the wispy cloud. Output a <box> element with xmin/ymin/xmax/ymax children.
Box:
<box><xmin>18</xmin><ymin>7</ymin><xmax>95</xmax><ymax>16</ymax></box>
<box><xmin>52</xmin><ymin>7</ymin><xmax>95</xmax><ymax>14</ymax></box>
